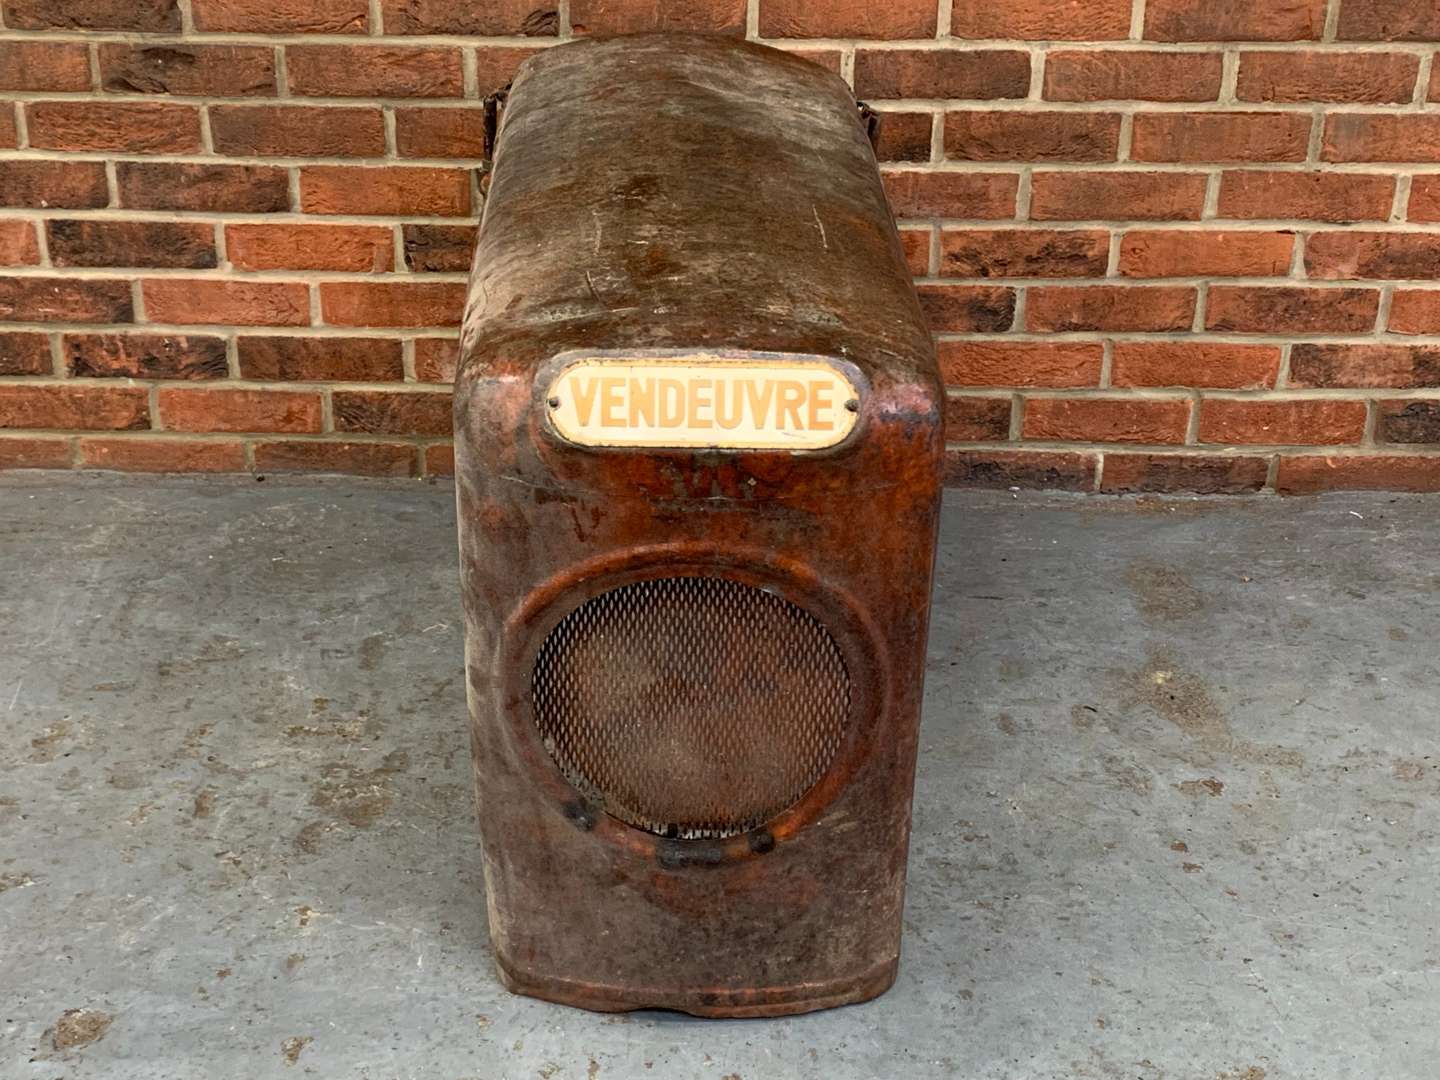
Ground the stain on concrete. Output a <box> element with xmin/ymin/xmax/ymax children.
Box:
<box><xmin>1102</xmin><ymin>753</ymin><xmax>1153</xmax><ymax>796</ymax></box>
<box><xmin>310</xmin><ymin>749</ymin><xmax>409</xmax><ymax>827</ymax></box>
<box><xmin>0</xmin><ymin>871</ymin><xmax>35</xmax><ymax>892</ymax></box>
<box><xmin>192</xmin><ymin>788</ymin><xmax>216</xmax><ymax>818</ymax></box>
<box><xmin>1388</xmin><ymin>627</ymin><xmax>1410</xmax><ymax>641</ymax></box>
<box><xmin>29</xmin><ymin>721</ymin><xmax>72</xmax><ymax>763</ymax></box>
<box><xmin>1125</xmin><ymin>560</ymin><xmax>1204</xmax><ymax>621</ymax></box>
<box><xmin>358</xmin><ymin>633</ymin><xmax>386</xmax><ymax>671</ymax></box>
<box><xmin>281</xmin><ymin>1035</ymin><xmax>311</xmax><ymax>1066</ymax></box>
<box><xmin>49</xmin><ymin>1009</ymin><xmax>113</xmax><ymax>1051</ymax></box>
<box><xmin>1170</xmin><ymin>840</ymin><xmax>1189</xmax><ymax>852</ymax></box>
<box><xmin>1177</xmin><ymin>777</ymin><xmax>1225</xmax><ymax>797</ymax></box>
<box><xmin>1393</xmin><ymin>760</ymin><xmax>1426</xmax><ymax>781</ymax></box>
<box><xmin>1123</xmin><ymin>650</ymin><xmax>1304</xmax><ymax>769</ymax></box>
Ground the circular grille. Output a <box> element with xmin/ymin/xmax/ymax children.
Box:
<box><xmin>530</xmin><ymin>576</ymin><xmax>851</xmax><ymax>839</ymax></box>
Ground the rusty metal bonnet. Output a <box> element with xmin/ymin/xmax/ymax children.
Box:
<box><xmin>454</xmin><ymin>33</ymin><xmax>943</xmax><ymax>1017</ymax></box>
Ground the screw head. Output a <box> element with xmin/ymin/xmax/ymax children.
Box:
<box><xmin>844</xmin><ymin>398</ymin><xmax>860</xmax><ymax>413</ymax></box>
<box><xmin>547</xmin><ymin>396</ymin><xmax>561</xmax><ymax>408</ymax></box>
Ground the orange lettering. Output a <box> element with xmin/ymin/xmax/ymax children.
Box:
<box><xmin>807</xmin><ymin>379</ymin><xmax>835</xmax><ymax>431</ymax></box>
<box><xmin>600</xmin><ymin>376</ymin><xmax>625</xmax><ymax>427</ymax></box>
<box><xmin>628</xmin><ymin>376</ymin><xmax>656</xmax><ymax>427</ymax></box>
<box><xmin>572</xmin><ymin>375</ymin><xmax>601</xmax><ymax>427</ymax></box>
<box><xmin>777</xmin><ymin>379</ymin><xmax>805</xmax><ymax>429</ymax></box>
<box><xmin>744</xmin><ymin>378</ymin><xmax>775</xmax><ymax>430</ymax></box>
<box><xmin>659</xmin><ymin>378</ymin><xmax>685</xmax><ymax>427</ymax></box>
<box><xmin>716</xmin><ymin>377</ymin><xmax>744</xmax><ymax>429</ymax></box>
<box><xmin>688</xmin><ymin>377</ymin><xmax>714</xmax><ymax>428</ymax></box>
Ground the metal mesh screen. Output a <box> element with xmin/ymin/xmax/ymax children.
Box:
<box><xmin>531</xmin><ymin>576</ymin><xmax>851</xmax><ymax>839</ymax></box>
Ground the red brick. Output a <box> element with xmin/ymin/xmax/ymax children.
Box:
<box><xmin>79</xmin><ymin>437</ymin><xmax>245</xmax><ymax>472</ymax></box>
<box><xmin>474</xmin><ymin>47</ymin><xmax>544</xmax><ymax>97</ymax></box>
<box><xmin>1145</xmin><ymin>0</ymin><xmax>1325</xmax><ymax>41</ymax></box>
<box><xmin>570</xmin><ymin>0</ymin><xmax>746</xmax><ymax>36</ymax></box>
<box><xmin>916</xmin><ymin>284</ymin><xmax>1015</xmax><ymax>332</ymax></box>
<box><xmin>939</xmin><ymin>228</ymin><xmax>1108</xmax><ymax>278</ymax></box>
<box><xmin>227</xmin><ymin>223</ymin><xmax>393</xmax><ymax>272</ymax></box>
<box><xmin>1199</xmin><ymin>399</ymin><xmax>1367</xmax><ymax>445</ymax></box>
<box><xmin>1237</xmin><ymin>51</ymin><xmax>1418</xmax><ymax>104</ymax></box>
<box><xmin>0</xmin><ymin>384</ymin><xmax>148</xmax><ymax>430</ymax></box>
<box><xmin>0</xmin><ymin>436</ymin><xmax>70</xmax><ymax>468</ymax></box>
<box><xmin>99</xmin><ymin>44</ymin><xmax>275</xmax><ymax>96</ymax></box>
<box><xmin>319</xmin><ymin>281</ymin><xmax>466</xmax><ymax>327</ymax></box>
<box><xmin>159</xmin><ymin>388</ymin><xmax>322</xmax><ymax>434</ymax></box>
<box><xmin>1112</xmin><ymin>342</ymin><xmax>1281</xmax><ymax>389</ymax></box>
<box><xmin>881</xmin><ymin>170</ymin><xmax>1017</xmax><ymax>219</ymax></box>
<box><xmin>0</xmin><ymin>40</ymin><xmax>91</xmax><ymax>91</ymax></box>
<box><xmin>1306</xmin><ymin>232</ymin><xmax>1440</xmax><ymax>280</ymax></box>
<box><xmin>1412</xmin><ymin>177</ymin><xmax>1440</xmax><ymax>223</ymax></box>
<box><xmin>65</xmin><ymin>333</ymin><xmax>227</xmax><ymax>379</ymax></box>
<box><xmin>0</xmin><ymin>162</ymin><xmax>108</xmax><ymax>210</ymax></box>
<box><xmin>48</xmin><ymin>220</ymin><xmax>216</xmax><ymax>269</ymax></box>
<box><xmin>937</xmin><ymin>340</ymin><xmax>1103</xmax><ymax>387</ymax></box>
<box><xmin>286</xmin><ymin>45</ymin><xmax>463</xmax><ymax>98</ymax></box>
<box><xmin>0</xmin><ymin>107</ymin><xmax>14</xmax><ymax>150</ymax></box>
<box><xmin>951</xmin><ymin>0</ymin><xmax>1131</xmax><ymax>40</ymax></box>
<box><xmin>0</xmin><ymin>331</ymin><xmax>51</xmax><ymax>375</ymax></box>
<box><xmin>1389</xmin><ymin>291</ymin><xmax>1440</xmax><ymax>334</ymax></box>
<box><xmin>1324</xmin><ymin>114</ymin><xmax>1440</xmax><ymax>162</ymax></box>
<box><xmin>1044</xmin><ymin>51</ymin><xmax>1223</xmax><ymax>103</ymax></box>
<box><xmin>0</xmin><ymin>277</ymin><xmax>133</xmax><ymax>323</ymax></box>
<box><xmin>238</xmin><ymin>336</ymin><xmax>404</xmax><ymax>382</ymax></box>
<box><xmin>423</xmin><ymin>443</ymin><xmax>454</xmax><ymax>476</ymax></box>
<box><xmin>116</xmin><ymin>163</ymin><xmax>289</xmax><ymax>213</ymax></box>
<box><xmin>1379</xmin><ymin>400</ymin><xmax>1440</xmax><ymax>443</ymax></box>
<box><xmin>27</xmin><ymin>101</ymin><xmax>201</xmax><ymax>154</ymax></box>
<box><xmin>943</xmin><ymin>448</ymin><xmax>1097</xmax><ymax>490</ymax></box>
<box><xmin>380</xmin><ymin>0</ymin><xmax>556</xmax><ymax>35</ymax></box>
<box><xmin>1119</xmin><ymin>230</ymin><xmax>1294</xmax><ymax>277</ymax></box>
<box><xmin>1290</xmin><ymin>343</ymin><xmax>1440</xmax><ymax>388</ymax></box>
<box><xmin>944</xmin><ymin>111</ymin><xmax>1120</xmax><ymax>162</ymax></box>
<box><xmin>4</xmin><ymin>0</ymin><xmax>179</xmax><ymax>30</ymax></box>
<box><xmin>414</xmin><ymin>338</ymin><xmax>459</xmax><ymax>383</ymax></box>
<box><xmin>1132</xmin><ymin>113</ymin><xmax>1310</xmax><ymax>163</ymax></box>
<box><xmin>772</xmin><ymin>47</ymin><xmax>844</xmax><ymax>75</ymax></box>
<box><xmin>333</xmin><ymin>389</ymin><xmax>452</xmax><ymax>435</ymax></box>
<box><xmin>403</xmin><ymin>225</ymin><xmax>476</xmax><ymax>272</ymax></box>
<box><xmin>759</xmin><ymin>0</ymin><xmax>936</xmax><ymax>38</ymax></box>
<box><xmin>1024</xmin><ymin>398</ymin><xmax>1191</xmax><ymax>444</ymax></box>
<box><xmin>871</xmin><ymin>111</ymin><xmax>933</xmax><ymax>163</ymax></box>
<box><xmin>1027</xmin><ymin>286</ymin><xmax>1196</xmax><ymax>332</ymax></box>
<box><xmin>854</xmin><ymin>49</ymin><xmax>1029</xmax><ymax>100</ymax></box>
<box><xmin>192</xmin><ymin>0</ymin><xmax>367</xmax><ymax>32</ymax></box>
<box><xmin>0</xmin><ymin>221</ymin><xmax>38</xmax><ymax>266</ymax></box>
<box><xmin>944</xmin><ymin>395</ymin><xmax>1011</xmax><ymax>441</ymax></box>
<box><xmin>1030</xmin><ymin>172</ymin><xmax>1208</xmax><ymax>221</ymax></box>
<box><xmin>300</xmin><ymin>166</ymin><xmax>471</xmax><ymax>217</ymax></box>
<box><xmin>254</xmin><ymin>439</ymin><xmax>416</xmax><ymax>476</ymax></box>
<box><xmin>899</xmin><ymin>228</ymin><xmax>931</xmax><ymax>276</ymax></box>
<box><xmin>1205</xmin><ymin>286</ymin><xmax>1379</xmax><ymax>333</ymax></box>
<box><xmin>142</xmin><ymin>280</ymin><xmax>310</xmax><ymax>327</ymax></box>
<box><xmin>210</xmin><ymin>105</ymin><xmax>384</xmax><ymax>158</ymax></box>
<box><xmin>1338</xmin><ymin>1</ymin><xmax>1440</xmax><ymax>41</ymax></box>
<box><xmin>1101</xmin><ymin>453</ymin><xmax>1270</xmax><ymax>494</ymax></box>
<box><xmin>1216</xmin><ymin>171</ymin><xmax>1395</xmax><ymax>223</ymax></box>
<box><xmin>394</xmin><ymin>107</ymin><xmax>485</xmax><ymax>159</ymax></box>
<box><xmin>1277</xmin><ymin>454</ymin><xmax>1440</xmax><ymax>493</ymax></box>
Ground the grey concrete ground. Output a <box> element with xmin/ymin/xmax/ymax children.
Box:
<box><xmin>1</xmin><ymin>474</ymin><xmax>1437</xmax><ymax>1080</ymax></box>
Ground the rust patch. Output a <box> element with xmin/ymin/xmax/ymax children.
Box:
<box><xmin>50</xmin><ymin>1009</ymin><xmax>113</xmax><ymax>1051</ymax></box>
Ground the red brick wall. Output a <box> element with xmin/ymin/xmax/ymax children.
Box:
<box><xmin>2</xmin><ymin>0</ymin><xmax>1439</xmax><ymax>493</ymax></box>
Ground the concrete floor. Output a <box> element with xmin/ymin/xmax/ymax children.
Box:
<box><xmin>1</xmin><ymin>475</ymin><xmax>1437</xmax><ymax>1080</ymax></box>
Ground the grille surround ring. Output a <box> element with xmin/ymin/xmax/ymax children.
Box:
<box><xmin>501</xmin><ymin>547</ymin><xmax>888</xmax><ymax>862</ymax></box>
